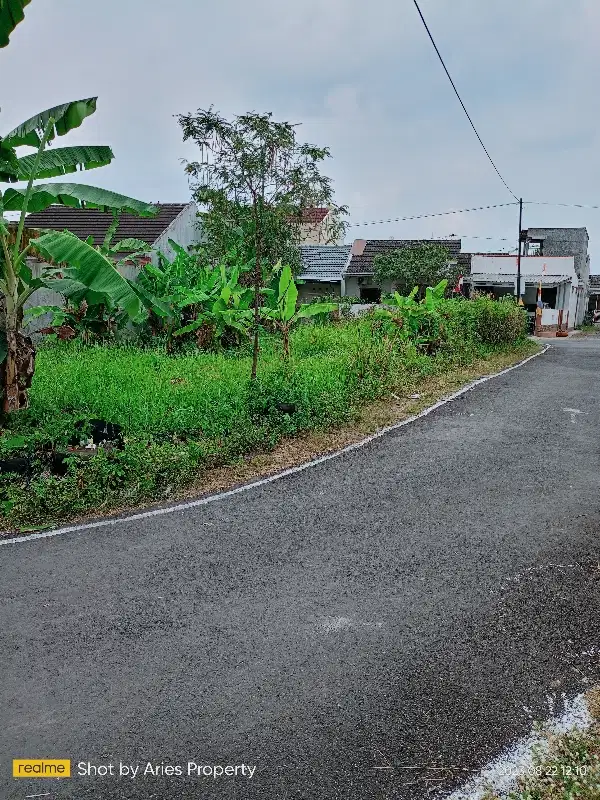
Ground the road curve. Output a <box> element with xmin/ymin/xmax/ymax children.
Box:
<box><xmin>2</xmin><ymin>338</ymin><xmax>600</xmax><ymax>799</ymax></box>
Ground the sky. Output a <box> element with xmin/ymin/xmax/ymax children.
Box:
<box><xmin>2</xmin><ymin>0</ymin><xmax>600</xmax><ymax>271</ymax></box>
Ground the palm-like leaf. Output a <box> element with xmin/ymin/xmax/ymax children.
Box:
<box><xmin>33</xmin><ymin>231</ymin><xmax>145</xmax><ymax>320</ymax></box>
<box><xmin>0</xmin><ymin>0</ymin><xmax>31</xmax><ymax>48</ymax></box>
<box><xmin>2</xmin><ymin>98</ymin><xmax>99</xmax><ymax>149</ymax></box>
<box><xmin>110</xmin><ymin>238</ymin><xmax>151</xmax><ymax>253</ymax></box>
<box><xmin>8</xmin><ymin>145</ymin><xmax>115</xmax><ymax>182</ymax></box>
<box><xmin>3</xmin><ymin>183</ymin><xmax>158</xmax><ymax>216</ymax></box>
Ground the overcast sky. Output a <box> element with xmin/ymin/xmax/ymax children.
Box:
<box><xmin>2</xmin><ymin>0</ymin><xmax>600</xmax><ymax>270</ymax></box>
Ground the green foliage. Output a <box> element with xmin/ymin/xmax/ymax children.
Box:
<box><xmin>136</xmin><ymin>241</ymin><xmax>254</xmax><ymax>349</ymax></box>
<box><xmin>260</xmin><ymin>262</ymin><xmax>337</xmax><ymax>357</ymax></box>
<box><xmin>373</xmin><ymin>243</ymin><xmax>459</xmax><ymax>297</ymax></box>
<box><xmin>0</xmin><ymin>297</ymin><xmax>529</xmax><ymax>527</ymax></box>
<box><xmin>0</xmin><ymin>0</ymin><xmax>32</xmax><ymax>48</ymax></box>
<box><xmin>0</xmin><ymin>95</ymin><xmax>156</xmax><ymax>411</ymax></box>
<box><xmin>177</xmin><ymin>107</ymin><xmax>348</xmax><ymax>270</ymax></box>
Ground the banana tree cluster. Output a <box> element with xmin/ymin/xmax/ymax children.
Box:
<box><xmin>0</xmin><ymin>97</ymin><xmax>157</xmax><ymax>411</ymax></box>
<box><xmin>376</xmin><ymin>279</ymin><xmax>449</xmax><ymax>351</ymax></box>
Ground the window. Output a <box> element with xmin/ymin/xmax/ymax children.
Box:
<box><xmin>360</xmin><ymin>287</ymin><xmax>381</xmax><ymax>303</ymax></box>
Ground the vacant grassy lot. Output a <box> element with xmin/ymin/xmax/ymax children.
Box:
<box><xmin>0</xmin><ymin>302</ymin><xmax>532</xmax><ymax>529</ymax></box>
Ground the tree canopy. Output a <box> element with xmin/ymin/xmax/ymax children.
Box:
<box><xmin>373</xmin><ymin>242</ymin><xmax>459</xmax><ymax>297</ymax></box>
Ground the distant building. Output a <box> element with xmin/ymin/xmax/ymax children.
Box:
<box><xmin>466</xmin><ymin>227</ymin><xmax>590</xmax><ymax>331</ymax></box>
<box><xmin>297</xmin><ymin>245</ymin><xmax>351</xmax><ymax>300</ymax></box>
<box><xmin>342</xmin><ymin>238</ymin><xmax>461</xmax><ymax>302</ymax></box>
<box><xmin>297</xmin><ymin>207</ymin><xmax>344</xmax><ymax>245</ymax></box>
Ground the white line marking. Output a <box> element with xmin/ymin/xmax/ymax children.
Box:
<box><xmin>0</xmin><ymin>347</ymin><xmax>548</xmax><ymax>547</ymax></box>
<box><xmin>445</xmin><ymin>691</ymin><xmax>592</xmax><ymax>800</ymax></box>
<box><xmin>563</xmin><ymin>407</ymin><xmax>586</xmax><ymax>424</ymax></box>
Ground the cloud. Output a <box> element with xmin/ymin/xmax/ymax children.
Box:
<box><xmin>1</xmin><ymin>0</ymin><xmax>599</xmax><ymax>269</ymax></box>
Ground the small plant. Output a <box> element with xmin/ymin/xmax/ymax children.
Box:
<box><xmin>260</xmin><ymin>263</ymin><xmax>337</xmax><ymax>358</ymax></box>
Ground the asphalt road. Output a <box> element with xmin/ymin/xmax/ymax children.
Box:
<box><xmin>2</xmin><ymin>338</ymin><xmax>600</xmax><ymax>800</ymax></box>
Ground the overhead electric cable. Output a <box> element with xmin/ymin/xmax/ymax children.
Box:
<box><xmin>412</xmin><ymin>0</ymin><xmax>518</xmax><ymax>201</ymax></box>
<box><xmin>347</xmin><ymin>202</ymin><xmax>517</xmax><ymax>228</ymax></box>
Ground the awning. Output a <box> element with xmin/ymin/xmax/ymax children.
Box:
<box><xmin>468</xmin><ymin>273</ymin><xmax>572</xmax><ymax>286</ymax></box>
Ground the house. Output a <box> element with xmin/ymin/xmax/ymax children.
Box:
<box><xmin>25</xmin><ymin>202</ymin><xmax>201</xmax><ymax>272</ymax></box>
<box><xmin>297</xmin><ymin>206</ymin><xmax>344</xmax><ymax>245</ymax></box>
<box><xmin>587</xmin><ymin>274</ymin><xmax>600</xmax><ymax>315</ymax></box>
<box><xmin>341</xmin><ymin>238</ymin><xmax>462</xmax><ymax>302</ymax></box>
<box><xmin>465</xmin><ymin>227</ymin><xmax>590</xmax><ymax>331</ymax></box>
<box><xmin>21</xmin><ymin>202</ymin><xmax>201</xmax><ymax>332</ymax></box>
<box><xmin>297</xmin><ymin>245</ymin><xmax>351</xmax><ymax>299</ymax></box>
<box><xmin>468</xmin><ymin>254</ymin><xmax>581</xmax><ymax>333</ymax></box>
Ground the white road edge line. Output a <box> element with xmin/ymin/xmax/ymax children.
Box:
<box><xmin>444</xmin><ymin>691</ymin><xmax>592</xmax><ymax>799</ymax></box>
<box><xmin>0</xmin><ymin>346</ymin><xmax>550</xmax><ymax>547</ymax></box>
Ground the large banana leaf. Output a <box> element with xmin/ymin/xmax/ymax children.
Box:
<box><xmin>33</xmin><ymin>231</ymin><xmax>145</xmax><ymax>320</ymax></box>
<box><xmin>8</xmin><ymin>145</ymin><xmax>114</xmax><ymax>182</ymax></box>
<box><xmin>0</xmin><ymin>0</ymin><xmax>31</xmax><ymax>48</ymax></box>
<box><xmin>0</xmin><ymin>145</ymin><xmax>19</xmax><ymax>181</ymax></box>
<box><xmin>3</xmin><ymin>182</ymin><xmax>158</xmax><ymax>216</ymax></box>
<box><xmin>2</xmin><ymin>98</ymin><xmax>99</xmax><ymax>149</ymax></box>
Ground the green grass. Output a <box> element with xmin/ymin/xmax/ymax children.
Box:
<box><xmin>0</xmin><ymin>302</ymin><xmax>530</xmax><ymax>529</ymax></box>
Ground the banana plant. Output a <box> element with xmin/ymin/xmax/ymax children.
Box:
<box><xmin>260</xmin><ymin>262</ymin><xmax>337</xmax><ymax>359</ymax></box>
<box><xmin>377</xmin><ymin>279</ymin><xmax>448</xmax><ymax>348</ymax></box>
<box><xmin>173</xmin><ymin>264</ymin><xmax>255</xmax><ymax>348</ymax></box>
<box><xmin>0</xmin><ymin>97</ymin><xmax>157</xmax><ymax>411</ymax></box>
<box><xmin>0</xmin><ymin>0</ymin><xmax>31</xmax><ymax>48</ymax></box>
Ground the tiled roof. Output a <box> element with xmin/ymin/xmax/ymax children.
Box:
<box><xmin>589</xmin><ymin>274</ymin><xmax>600</xmax><ymax>289</ymax></box>
<box><xmin>344</xmin><ymin>239</ymin><xmax>462</xmax><ymax>275</ymax></box>
<box><xmin>25</xmin><ymin>203</ymin><xmax>191</xmax><ymax>247</ymax></box>
<box><xmin>300</xmin><ymin>207</ymin><xmax>329</xmax><ymax>224</ymax></box>
<box><xmin>298</xmin><ymin>245</ymin><xmax>351</xmax><ymax>281</ymax></box>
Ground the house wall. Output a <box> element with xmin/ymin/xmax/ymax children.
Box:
<box><xmin>470</xmin><ymin>255</ymin><xmax>577</xmax><ymax>280</ymax></box>
<box><xmin>299</xmin><ymin>213</ymin><xmax>343</xmax><ymax>246</ymax></box>
<box><xmin>527</xmin><ymin>228</ymin><xmax>590</xmax><ymax>284</ymax></box>
<box><xmin>151</xmin><ymin>203</ymin><xmax>202</xmax><ymax>264</ymax></box>
<box><xmin>343</xmin><ymin>276</ymin><xmax>395</xmax><ymax>298</ymax></box>
<box><xmin>297</xmin><ymin>281</ymin><xmax>341</xmax><ymax>300</ymax></box>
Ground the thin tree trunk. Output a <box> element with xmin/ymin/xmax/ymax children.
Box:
<box><xmin>282</xmin><ymin>326</ymin><xmax>290</xmax><ymax>359</ymax></box>
<box><xmin>3</xmin><ymin>309</ymin><xmax>20</xmax><ymax>412</ymax></box>
<box><xmin>250</xmin><ymin>201</ymin><xmax>262</xmax><ymax>381</ymax></box>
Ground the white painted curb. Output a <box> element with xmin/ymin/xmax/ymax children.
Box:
<box><xmin>0</xmin><ymin>346</ymin><xmax>549</xmax><ymax>547</ymax></box>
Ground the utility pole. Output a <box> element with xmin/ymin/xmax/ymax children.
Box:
<box><xmin>516</xmin><ymin>198</ymin><xmax>524</xmax><ymax>306</ymax></box>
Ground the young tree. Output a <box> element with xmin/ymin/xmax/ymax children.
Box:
<box><xmin>373</xmin><ymin>242</ymin><xmax>459</xmax><ymax>299</ymax></box>
<box><xmin>176</xmin><ymin>107</ymin><xmax>347</xmax><ymax>379</ymax></box>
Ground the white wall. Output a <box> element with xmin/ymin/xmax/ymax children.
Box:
<box><xmin>151</xmin><ymin>203</ymin><xmax>201</xmax><ymax>264</ymax></box>
<box><xmin>471</xmin><ymin>255</ymin><xmax>577</xmax><ymax>282</ymax></box>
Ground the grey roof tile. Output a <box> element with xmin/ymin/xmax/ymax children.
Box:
<box><xmin>299</xmin><ymin>244</ymin><xmax>351</xmax><ymax>281</ymax></box>
<box><xmin>344</xmin><ymin>239</ymin><xmax>462</xmax><ymax>275</ymax></box>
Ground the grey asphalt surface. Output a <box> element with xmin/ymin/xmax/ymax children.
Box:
<box><xmin>2</xmin><ymin>338</ymin><xmax>600</xmax><ymax>800</ymax></box>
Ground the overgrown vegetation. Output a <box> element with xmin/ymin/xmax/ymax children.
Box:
<box><xmin>373</xmin><ymin>241</ymin><xmax>461</xmax><ymax>297</ymax></box>
<box><xmin>0</xmin><ymin>294</ymin><xmax>527</xmax><ymax>529</ymax></box>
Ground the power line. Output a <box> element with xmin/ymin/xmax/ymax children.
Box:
<box><xmin>412</xmin><ymin>0</ymin><xmax>518</xmax><ymax>201</ymax></box>
<box><xmin>527</xmin><ymin>201</ymin><xmax>600</xmax><ymax>210</ymax></box>
<box><xmin>347</xmin><ymin>201</ymin><xmax>517</xmax><ymax>228</ymax></box>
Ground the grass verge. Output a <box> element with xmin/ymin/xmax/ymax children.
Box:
<box><xmin>0</xmin><ymin>330</ymin><xmax>540</xmax><ymax>534</ymax></box>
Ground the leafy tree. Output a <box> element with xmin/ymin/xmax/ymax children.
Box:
<box><xmin>373</xmin><ymin>243</ymin><xmax>459</xmax><ymax>299</ymax></box>
<box><xmin>0</xmin><ymin>97</ymin><xmax>156</xmax><ymax>411</ymax></box>
<box><xmin>176</xmin><ymin>107</ymin><xmax>347</xmax><ymax>378</ymax></box>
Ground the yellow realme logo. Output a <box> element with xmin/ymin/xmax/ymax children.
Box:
<box><xmin>13</xmin><ymin>759</ymin><xmax>71</xmax><ymax>778</ymax></box>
